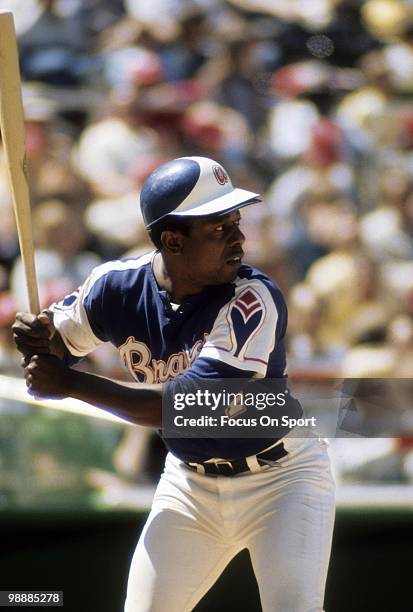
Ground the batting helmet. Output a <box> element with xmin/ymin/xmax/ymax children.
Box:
<box><xmin>139</xmin><ymin>156</ymin><xmax>261</xmax><ymax>228</ymax></box>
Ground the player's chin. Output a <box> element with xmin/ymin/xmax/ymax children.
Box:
<box><xmin>221</xmin><ymin>261</ymin><xmax>242</xmax><ymax>282</ymax></box>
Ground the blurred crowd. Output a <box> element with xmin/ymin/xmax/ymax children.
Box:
<box><xmin>0</xmin><ymin>0</ymin><xmax>412</xmax><ymax>382</ymax></box>
<box><xmin>0</xmin><ymin>0</ymin><xmax>413</xmax><ymax>497</ymax></box>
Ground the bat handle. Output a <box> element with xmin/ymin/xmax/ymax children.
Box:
<box><xmin>14</xmin><ymin>191</ymin><xmax>40</xmax><ymax>314</ymax></box>
<box><xmin>27</xmin><ymin>269</ymin><xmax>40</xmax><ymax>315</ymax></box>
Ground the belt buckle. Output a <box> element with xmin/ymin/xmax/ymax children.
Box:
<box><xmin>214</xmin><ymin>460</ymin><xmax>235</xmax><ymax>476</ymax></box>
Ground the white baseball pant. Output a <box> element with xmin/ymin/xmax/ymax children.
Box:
<box><xmin>124</xmin><ymin>436</ymin><xmax>335</xmax><ymax>612</ymax></box>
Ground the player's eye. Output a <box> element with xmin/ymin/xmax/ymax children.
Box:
<box><xmin>214</xmin><ymin>215</ymin><xmax>241</xmax><ymax>233</ymax></box>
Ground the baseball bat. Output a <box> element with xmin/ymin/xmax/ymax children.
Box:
<box><xmin>0</xmin><ymin>10</ymin><xmax>40</xmax><ymax>314</ymax></box>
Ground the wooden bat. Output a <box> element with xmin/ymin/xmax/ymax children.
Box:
<box><xmin>0</xmin><ymin>10</ymin><xmax>40</xmax><ymax>313</ymax></box>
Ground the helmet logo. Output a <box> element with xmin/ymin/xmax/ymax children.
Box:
<box><xmin>213</xmin><ymin>165</ymin><xmax>229</xmax><ymax>185</ymax></box>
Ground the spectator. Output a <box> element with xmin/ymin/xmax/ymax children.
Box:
<box><xmin>17</xmin><ymin>0</ymin><xmax>93</xmax><ymax>86</ymax></box>
<box><xmin>11</xmin><ymin>199</ymin><xmax>100</xmax><ymax>310</ymax></box>
<box><xmin>75</xmin><ymin>87</ymin><xmax>163</xmax><ymax>198</ymax></box>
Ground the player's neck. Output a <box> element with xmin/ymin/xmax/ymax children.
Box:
<box><xmin>152</xmin><ymin>251</ymin><xmax>205</xmax><ymax>303</ymax></box>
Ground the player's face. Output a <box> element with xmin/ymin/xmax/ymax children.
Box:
<box><xmin>180</xmin><ymin>211</ymin><xmax>246</xmax><ymax>287</ymax></box>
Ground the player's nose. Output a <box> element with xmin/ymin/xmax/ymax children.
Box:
<box><xmin>228</xmin><ymin>224</ymin><xmax>245</xmax><ymax>246</ymax></box>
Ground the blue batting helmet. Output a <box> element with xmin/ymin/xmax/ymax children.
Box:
<box><xmin>140</xmin><ymin>156</ymin><xmax>261</xmax><ymax>228</ymax></box>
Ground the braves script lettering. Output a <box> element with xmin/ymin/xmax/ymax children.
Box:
<box><xmin>119</xmin><ymin>336</ymin><xmax>207</xmax><ymax>383</ymax></box>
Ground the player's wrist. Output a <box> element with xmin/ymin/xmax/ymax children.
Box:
<box><xmin>66</xmin><ymin>369</ymin><xmax>89</xmax><ymax>400</ymax></box>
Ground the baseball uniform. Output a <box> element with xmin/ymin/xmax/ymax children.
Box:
<box><xmin>50</xmin><ymin>249</ymin><xmax>335</xmax><ymax>612</ymax></box>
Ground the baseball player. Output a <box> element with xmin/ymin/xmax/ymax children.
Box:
<box><xmin>13</xmin><ymin>156</ymin><xmax>335</xmax><ymax>612</ymax></box>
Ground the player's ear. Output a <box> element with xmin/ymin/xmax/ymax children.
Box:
<box><xmin>160</xmin><ymin>231</ymin><xmax>184</xmax><ymax>254</ymax></box>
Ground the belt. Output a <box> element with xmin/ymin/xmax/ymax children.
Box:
<box><xmin>184</xmin><ymin>442</ymin><xmax>288</xmax><ymax>477</ymax></box>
